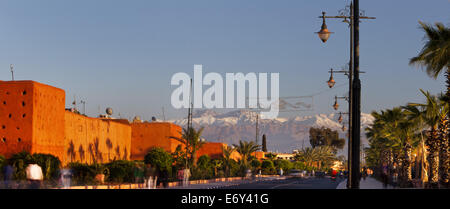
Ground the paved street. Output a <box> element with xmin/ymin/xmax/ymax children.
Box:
<box><xmin>219</xmin><ymin>177</ymin><xmax>343</xmax><ymax>189</ymax></box>
<box><xmin>169</xmin><ymin>176</ymin><xmax>344</xmax><ymax>189</ymax></box>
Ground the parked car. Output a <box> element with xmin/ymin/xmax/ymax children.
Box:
<box><xmin>288</xmin><ymin>169</ymin><xmax>304</xmax><ymax>178</ymax></box>
<box><xmin>315</xmin><ymin>171</ymin><xmax>326</xmax><ymax>178</ymax></box>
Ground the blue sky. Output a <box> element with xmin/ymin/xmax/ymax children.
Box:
<box><xmin>0</xmin><ymin>0</ymin><xmax>449</xmax><ymax>120</ymax></box>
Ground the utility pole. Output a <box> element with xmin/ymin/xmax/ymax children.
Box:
<box><xmin>347</xmin><ymin>2</ymin><xmax>354</xmax><ymax>189</ymax></box>
<box><xmin>350</xmin><ymin>0</ymin><xmax>361</xmax><ymax>189</ymax></box>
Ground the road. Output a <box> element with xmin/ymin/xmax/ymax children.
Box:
<box><xmin>219</xmin><ymin>176</ymin><xmax>343</xmax><ymax>189</ymax></box>
<box><xmin>169</xmin><ymin>176</ymin><xmax>344</xmax><ymax>189</ymax></box>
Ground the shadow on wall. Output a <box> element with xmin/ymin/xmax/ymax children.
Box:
<box><xmin>66</xmin><ymin>138</ymin><xmax>130</xmax><ymax>164</ymax></box>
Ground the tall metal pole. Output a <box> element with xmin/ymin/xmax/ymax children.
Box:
<box><xmin>351</xmin><ymin>0</ymin><xmax>361</xmax><ymax>189</ymax></box>
<box><xmin>186</xmin><ymin>78</ymin><xmax>193</xmax><ymax>169</ymax></box>
<box><xmin>10</xmin><ymin>64</ymin><xmax>14</xmax><ymax>81</ymax></box>
<box><xmin>347</xmin><ymin>2</ymin><xmax>354</xmax><ymax>189</ymax></box>
<box><xmin>256</xmin><ymin>112</ymin><xmax>259</xmax><ymax>145</ymax></box>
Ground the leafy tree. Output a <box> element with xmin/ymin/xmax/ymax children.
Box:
<box><xmin>309</xmin><ymin>127</ymin><xmax>345</xmax><ymax>153</ymax></box>
<box><xmin>274</xmin><ymin>159</ymin><xmax>293</xmax><ymax>173</ymax></box>
<box><xmin>144</xmin><ymin>147</ymin><xmax>173</xmax><ymax>173</ymax></box>
<box><xmin>264</xmin><ymin>153</ymin><xmax>277</xmax><ymax>161</ymax></box>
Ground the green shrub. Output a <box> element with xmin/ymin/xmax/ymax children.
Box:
<box><xmin>250</xmin><ymin>159</ymin><xmax>261</xmax><ymax>170</ymax></box>
<box><xmin>261</xmin><ymin>160</ymin><xmax>276</xmax><ymax>175</ymax></box>
<box><xmin>8</xmin><ymin>151</ymin><xmax>61</xmax><ymax>181</ymax></box>
<box><xmin>274</xmin><ymin>159</ymin><xmax>293</xmax><ymax>173</ymax></box>
<box><xmin>104</xmin><ymin>160</ymin><xmax>135</xmax><ymax>183</ymax></box>
<box><xmin>293</xmin><ymin>161</ymin><xmax>306</xmax><ymax>170</ymax></box>
<box><xmin>192</xmin><ymin>155</ymin><xmax>213</xmax><ymax>179</ymax></box>
<box><xmin>68</xmin><ymin>162</ymin><xmax>97</xmax><ymax>185</ymax></box>
<box><xmin>32</xmin><ymin>153</ymin><xmax>61</xmax><ymax>180</ymax></box>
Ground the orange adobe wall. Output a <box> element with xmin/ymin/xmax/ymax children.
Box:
<box><xmin>130</xmin><ymin>122</ymin><xmax>183</xmax><ymax>160</ymax></box>
<box><xmin>64</xmin><ymin>111</ymin><xmax>131</xmax><ymax>165</ymax></box>
<box><xmin>197</xmin><ymin>142</ymin><xmax>242</xmax><ymax>161</ymax></box>
<box><xmin>197</xmin><ymin>142</ymin><xmax>227</xmax><ymax>159</ymax></box>
<box><xmin>252</xmin><ymin>151</ymin><xmax>266</xmax><ymax>160</ymax></box>
<box><xmin>0</xmin><ymin>81</ymin><xmax>65</xmax><ymax>160</ymax></box>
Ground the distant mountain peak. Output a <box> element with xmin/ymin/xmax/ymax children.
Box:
<box><xmin>169</xmin><ymin>110</ymin><xmax>374</xmax><ymax>154</ymax></box>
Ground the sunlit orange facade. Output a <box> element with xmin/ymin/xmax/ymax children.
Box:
<box><xmin>130</xmin><ymin>122</ymin><xmax>184</xmax><ymax>160</ymax></box>
<box><xmin>0</xmin><ymin>80</ymin><xmax>256</xmax><ymax>165</ymax></box>
<box><xmin>0</xmin><ymin>81</ymin><xmax>65</xmax><ymax>161</ymax></box>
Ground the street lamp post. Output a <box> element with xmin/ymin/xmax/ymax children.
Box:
<box><xmin>316</xmin><ymin>0</ymin><xmax>375</xmax><ymax>189</ymax></box>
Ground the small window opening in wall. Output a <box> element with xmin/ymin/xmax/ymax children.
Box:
<box><xmin>22</xmin><ymin>101</ymin><xmax>26</xmax><ymax>106</ymax></box>
<box><xmin>2</xmin><ymin>101</ymin><xmax>6</xmax><ymax>105</ymax></box>
<box><xmin>1</xmin><ymin>137</ymin><xmax>6</xmax><ymax>143</ymax></box>
<box><xmin>6</xmin><ymin>92</ymin><xmax>10</xmax><ymax>95</ymax></box>
<box><xmin>2</xmin><ymin>125</ymin><xmax>5</xmax><ymax>129</ymax></box>
<box><xmin>22</xmin><ymin>114</ymin><xmax>26</xmax><ymax>118</ymax></box>
<box><xmin>18</xmin><ymin>138</ymin><xmax>22</xmax><ymax>142</ymax></box>
<box><xmin>17</xmin><ymin>127</ymin><xmax>20</xmax><ymax>130</ymax></box>
<box><xmin>22</xmin><ymin>91</ymin><xmax>27</xmax><ymax>95</ymax></box>
<box><xmin>8</xmin><ymin>114</ymin><xmax>12</xmax><ymax>118</ymax></box>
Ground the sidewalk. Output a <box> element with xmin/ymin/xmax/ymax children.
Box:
<box><xmin>336</xmin><ymin>177</ymin><xmax>395</xmax><ymax>189</ymax></box>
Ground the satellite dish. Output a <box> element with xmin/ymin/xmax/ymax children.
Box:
<box><xmin>151</xmin><ymin>116</ymin><xmax>157</xmax><ymax>121</ymax></box>
<box><xmin>133</xmin><ymin>116</ymin><xmax>142</xmax><ymax>123</ymax></box>
<box><xmin>106</xmin><ymin>107</ymin><xmax>113</xmax><ymax>116</ymax></box>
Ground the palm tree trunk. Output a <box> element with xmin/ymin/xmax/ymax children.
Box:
<box><xmin>427</xmin><ymin>129</ymin><xmax>440</xmax><ymax>188</ymax></box>
<box><xmin>442</xmin><ymin>68</ymin><xmax>450</xmax><ymax>188</ymax></box>
<box><xmin>439</xmin><ymin>112</ymin><xmax>449</xmax><ymax>187</ymax></box>
<box><xmin>403</xmin><ymin>142</ymin><xmax>413</xmax><ymax>186</ymax></box>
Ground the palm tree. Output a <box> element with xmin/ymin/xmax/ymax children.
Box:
<box><xmin>411</xmin><ymin>21</ymin><xmax>450</xmax><ymax>187</ymax></box>
<box><xmin>171</xmin><ymin>127</ymin><xmax>206</xmax><ymax>167</ymax></box>
<box><xmin>295</xmin><ymin>147</ymin><xmax>318</xmax><ymax>168</ymax></box>
<box><xmin>222</xmin><ymin>145</ymin><xmax>235</xmax><ymax>177</ymax></box>
<box><xmin>233</xmin><ymin>140</ymin><xmax>261</xmax><ymax>168</ymax></box>
<box><xmin>314</xmin><ymin>146</ymin><xmax>336</xmax><ymax>169</ymax></box>
<box><xmin>410</xmin><ymin>21</ymin><xmax>450</xmax><ymax>101</ymax></box>
<box><xmin>407</xmin><ymin>89</ymin><xmax>446</xmax><ymax>188</ymax></box>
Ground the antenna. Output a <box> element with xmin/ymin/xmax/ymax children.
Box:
<box><xmin>10</xmin><ymin>64</ymin><xmax>14</xmax><ymax>81</ymax></box>
<box><xmin>162</xmin><ymin>107</ymin><xmax>166</xmax><ymax>121</ymax></box>
<box><xmin>80</xmin><ymin>100</ymin><xmax>86</xmax><ymax>115</ymax></box>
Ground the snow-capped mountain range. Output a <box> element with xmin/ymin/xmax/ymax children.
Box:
<box><xmin>169</xmin><ymin>110</ymin><xmax>374</xmax><ymax>156</ymax></box>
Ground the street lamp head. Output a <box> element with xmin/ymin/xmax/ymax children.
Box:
<box><xmin>333</xmin><ymin>96</ymin><xmax>339</xmax><ymax>110</ymax></box>
<box><xmin>327</xmin><ymin>68</ymin><xmax>336</xmax><ymax>88</ymax></box>
<box><xmin>338</xmin><ymin>112</ymin><xmax>343</xmax><ymax>123</ymax></box>
<box><xmin>316</xmin><ymin>12</ymin><xmax>333</xmax><ymax>43</ymax></box>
